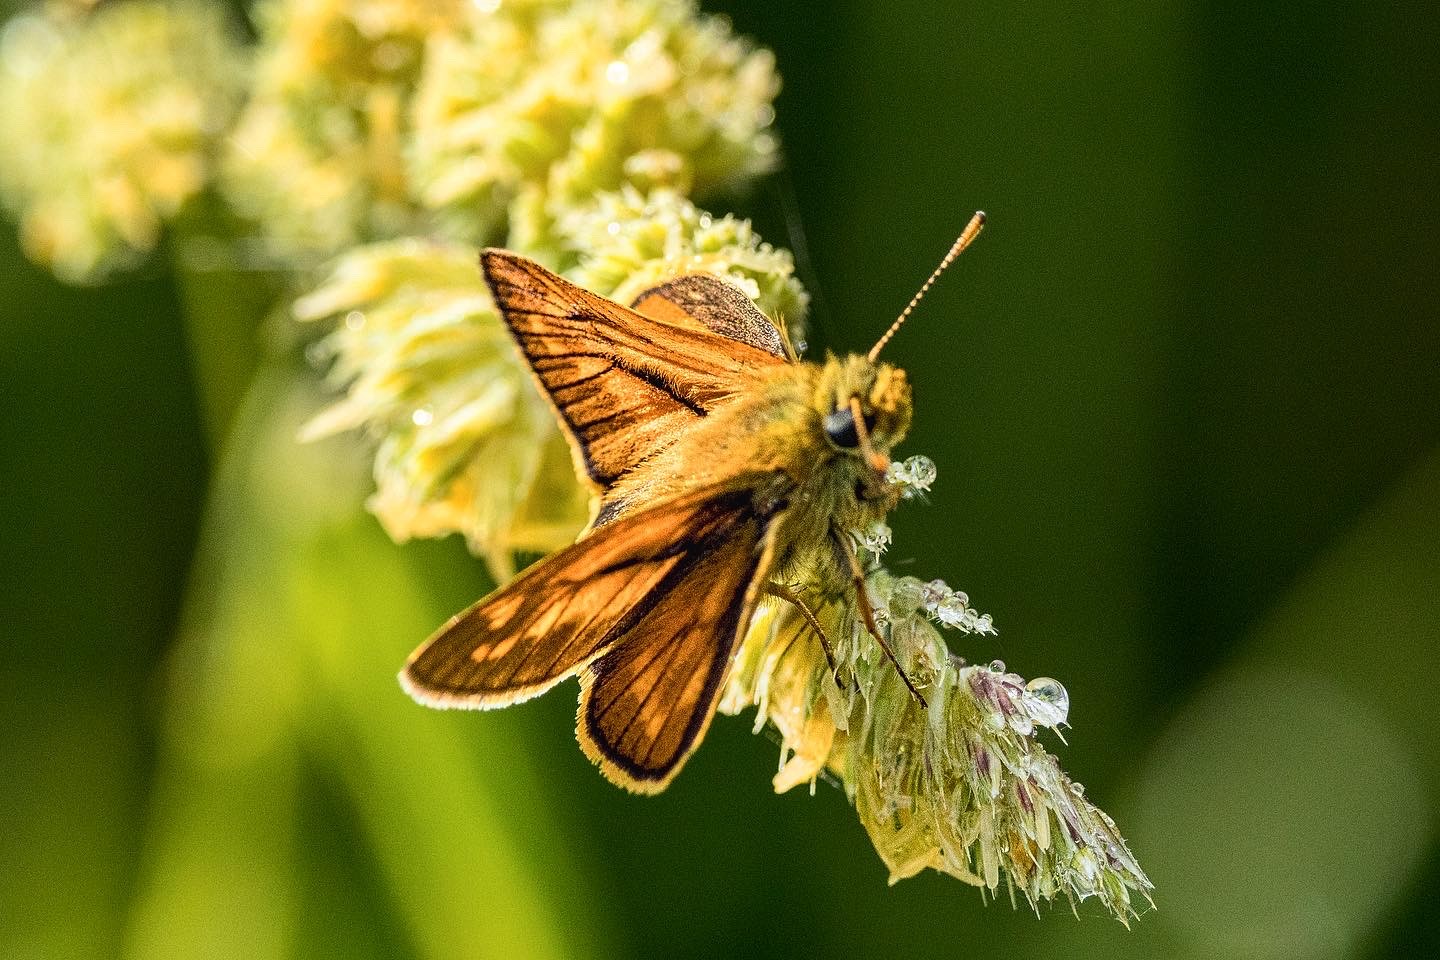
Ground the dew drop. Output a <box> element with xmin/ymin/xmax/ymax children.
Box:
<box><xmin>411</xmin><ymin>407</ymin><xmax>434</xmax><ymax>427</ymax></box>
<box><xmin>988</xmin><ymin>659</ymin><xmax>1006</xmax><ymax>674</ymax></box>
<box><xmin>605</xmin><ymin>60</ymin><xmax>630</xmax><ymax>85</ymax></box>
<box><xmin>889</xmin><ymin>455</ymin><xmax>937</xmax><ymax>496</ymax></box>
<box><xmin>1023</xmin><ymin>677</ymin><xmax>1070</xmax><ymax>728</ymax></box>
<box><xmin>1070</xmin><ymin>781</ymin><xmax>1086</xmax><ymax>797</ymax></box>
<box><xmin>933</xmin><ymin>595</ymin><xmax>971</xmax><ymax>629</ymax></box>
<box><xmin>344</xmin><ymin>310</ymin><xmax>366</xmax><ymax>330</ymax></box>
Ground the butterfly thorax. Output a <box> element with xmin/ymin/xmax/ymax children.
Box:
<box><xmin>596</xmin><ymin>353</ymin><xmax>912</xmax><ymax>590</ymax></box>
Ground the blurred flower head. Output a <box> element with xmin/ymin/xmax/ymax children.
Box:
<box><xmin>409</xmin><ymin>0</ymin><xmax>780</xmax><ymax>246</ymax></box>
<box><xmin>0</xmin><ymin>0</ymin><xmax>245</xmax><ymax>282</ymax></box>
<box><xmin>721</xmin><ymin>465</ymin><xmax>1153</xmax><ymax>918</ymax></box>
<box><xmin>222</xmin><ymin>0</ymin><xmax>469</xmax><ymax>259</ymax></box>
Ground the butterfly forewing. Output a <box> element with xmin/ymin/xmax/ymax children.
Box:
<box><xmin>481</xmin><ymin>251</ymin><xmax>787</xmax><ymax>491</ymax></box>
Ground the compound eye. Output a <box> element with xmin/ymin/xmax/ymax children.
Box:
<box><xmin>823</xmin><ymin>406</ymin><xmax>877</xmax><ymax>449</ymax></box>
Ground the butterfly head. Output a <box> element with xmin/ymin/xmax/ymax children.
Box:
<box><xmin>809</xmin><ymin>211</ymin><xmax>984</xmax><ymax>486</ymax></box>
<box><xmin>815</xmin><ymin>354</ymin><xmax>913</xmax><ymax>475</ymax></box>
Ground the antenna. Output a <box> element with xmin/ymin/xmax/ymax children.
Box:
<box><xmin>867</xmin><ymin>210</ymin><xmax>986</xmax><ymax>362</ymax></box>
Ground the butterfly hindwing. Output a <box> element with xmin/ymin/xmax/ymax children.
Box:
<box><xmin>401</xmin><ymin>478</ymin><xmax>790</xmax><ymax>790</ymax></box>
<box><xmin>629</xmin><ymin>274</ymin><xmax>791</xmax><ymax>360</ymax></box>
<box><xmin>577</xmin><ymin>495</ymin><xmax>783</xmax><ymax>792</ymax></box>
<box><xmin>481</xmin><ymin>251</ymin><xmax>788</xmax><ymax>492</ymax></box>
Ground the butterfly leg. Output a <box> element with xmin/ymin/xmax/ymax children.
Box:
<box><xmin>834</xmin><ymin>530</ymin><xmax>929</xmax><ymax>709</ymax></box>
<box><xmin>767</xmin><ymin>582</ymin><xmax>845</xmax><ymax>690</ymax></box>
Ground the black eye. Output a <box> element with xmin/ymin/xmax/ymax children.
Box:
<box><xmin>823</xmin><ymin>406</ymin><xmax>877</xmax><ymax>449</ymax></box>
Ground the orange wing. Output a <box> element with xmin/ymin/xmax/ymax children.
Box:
<box><xmin>576</xmin><ymin>510</ymin><xmax>780</xmax><ymax>792</ymax></box>
<box><xmin>481</xmin><ymin>251</ymin><xmax>788</xmax><ymax>491</ymax></box>
<box><xmin>401</xmin><ymin>480</ymin><xmax>789</xmax><ymax>791</ymax></box>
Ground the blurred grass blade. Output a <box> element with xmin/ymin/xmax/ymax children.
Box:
<box><xmin>294</xmin><ymin>519</ymin><xmax>616</xmax><ymax>960</ymax></box>
<box><xmin>124</xmin><ymin>363</ymin><xmax>614</xmax><ymax>960</ymax></box>
<box><xmin>123</xmin><ymin>365</ymin><xmax>329</xmax><ymax>960</ymax></box>
<box><xmin>1126</xmin><ymin>447</ymin><xmax>1440</xmax><ymax>960</ymax></box>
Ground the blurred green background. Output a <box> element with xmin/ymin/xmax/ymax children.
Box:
<box><xmin>3</xmin><ymin>1</ymin><xmax>1437</xmax><ymax>958</ymax></box>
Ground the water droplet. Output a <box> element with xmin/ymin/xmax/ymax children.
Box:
<box><xmin>988</xmin><ymin>659</ymin><xmax>1006</xmax><ymax>673</ymax></box>
<box><xmin>472</xmin><ymin>0</ymin><xmax>502</xmax><ymax>13</ymax></box>
<box><xmin>795</xmin><ymin>339</ymin><xmax>809</xmax><ymax>355</ymax></box>
<box><xmin>304</xmin><ymin>342</ymin><xmax>330</xmax><ymax>367</ymax></box>
<box><xmin>344</xmin><ymin>310</ymin><xmax>366</xmax><ymax>330</ymax></box>
<box><xmin>605</xmin><ymin>60</ymin><xmax>630</xmax><ymax>85</ymax></box>
<box><xmin>889</xmin><ymin>455</ymin><xmax>937</xmax><ymax>496</ymax></box>
<box><xmin>934</xmin><ymin>595</ymin><xmax>971</xmax><ymax>629</ymax></box>
<box><xmin>1070</xmin><ymin>781</ymin><xmax>1086</xmax><ymax>797</ymax></box>
<box><xmin>411</xmin><ymin>407</ymin><xmax>434</xmax><ymax>427</ymax></box>
<box><xmin>1023</xmin><ymin>677</ymin><xmax>1070</xmax><ymax>728</ymax></box>
<box><xmin>605</xmin><ymin>220</ymin><xmax>621</xmax><ymax>236</ymax></box>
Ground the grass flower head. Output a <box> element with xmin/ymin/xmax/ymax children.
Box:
<box><xmin>722</xmin><ymin>461</ymin><xmax>1153</xmax><ymax>918</ymax></box>
<box><xmin>0</xmin><ymin>0</ymin><xmax>245</xmax><ymax>282</ymax></box>
<box><xmin>409</xmin><ymin>0</ymin><xmax>780</xmax><ymax>246</ymax></box>
<box><xmin>222</xmin><ymin>0</ymin><xmax>468</xmax><ymax>257</ymax></box>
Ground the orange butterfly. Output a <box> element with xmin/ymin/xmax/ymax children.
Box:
<box><xmin>401</xmin><ymin>212</ymin><xmax>986</xmax><ymax>792</ymax></box>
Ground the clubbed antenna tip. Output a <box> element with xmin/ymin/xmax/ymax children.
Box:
<box><xmin>867</xmin><ymin>211</ymin><xmax>986</xmax><ymax>362</ymax></box>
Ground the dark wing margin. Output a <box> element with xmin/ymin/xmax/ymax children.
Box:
<box><xmin>630</xmin><ymin>274</ymin><xmax>791</xmax><ymax>359</ymax></box>
<box><xmin>401</xmin><ymin>480</ymin><xmax>788</xmax><ymax>742</ymax></box>
<box><xmin>480</xmin><ymin>250</ymin><xmax>787</xmax><ymax>492</ymax></box>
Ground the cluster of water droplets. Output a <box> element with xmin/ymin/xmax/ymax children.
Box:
<box><xmin>886</xmin><ymin>454</ymin><xmax>937</xmax><ymax>498</ymax></box>
<box><xmin>885</xmin><ymin>576</ymin><xmax>997</xmax><ymax>636</ymax></box>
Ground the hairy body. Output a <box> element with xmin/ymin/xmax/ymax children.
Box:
<box><xmin>600</xmin><ymin>353</ymin><xmax>911</xmax><ymax>587</ymax></box>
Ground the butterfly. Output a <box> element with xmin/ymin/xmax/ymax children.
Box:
<box><xmin>401</xmin><ymin>212</ymin><xmax>986</xmax><ymax>793</ymax></box>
